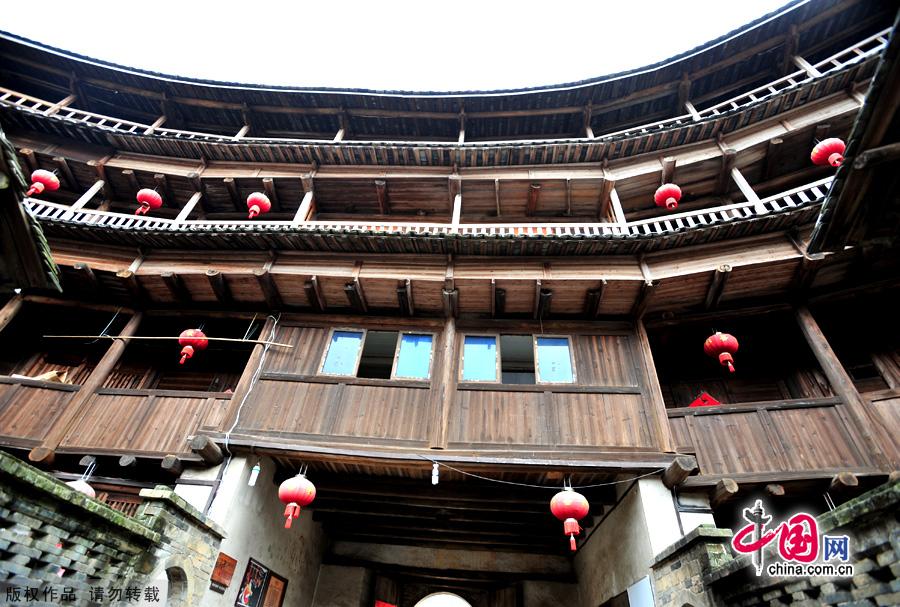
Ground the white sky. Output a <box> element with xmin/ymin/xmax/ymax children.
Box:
<box><xmin>1</xmin><ymin>0</ymin><xmax>790</xmax><ymax>91</ymax></box>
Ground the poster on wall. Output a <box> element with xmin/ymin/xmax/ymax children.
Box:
<box><xmin>234</xmin><ymin>559</ymin><xmax>269</xmax><ymax>607</ymax></box>
<box><xmin>262</xmin><ymin>573</ymin><xmax>287</xmax><ymax>607</ymax></box>
<box><xmin>210</xmin><ymin>552</ymin><xmax>238</xmax><ymax>593</ymax></box>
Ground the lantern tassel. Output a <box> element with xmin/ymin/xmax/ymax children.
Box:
<box><xmin>665</xmin><ymin>197</ymin><xmax>677</xmax><ymax>210</ymax></box>
<box><xmin>828</xmin><ymin>152</ymin><xmax>843</xmax><ymax>167</ymax></box>
<box><xmin>719</xmin><ymin>353</ymin><xmax>735</xmax><ymax>373</ymax></box>
<box><xmin>27</xmin><ymin>183</ymin><xmax>45</xmax><ymax>197</ymax></box>
<box><xmin>248</xmin><ymin>206</ymin><xmax>260</xmax><ymax>219</ymax></box>
<box><xmin>570</xmin><ymin>534</ymin><xmax>577</xmax><ymax>551</ymax></box>
<box><xmin>284</xmin><ymin>503</ymin><xmax>301</xmax><ymax>528</ymax></box>
<box><xmin>180</xmin><ymin>346</ymin><xmax>194</xmax><ymax>365</ymax></box>
<box><xmin>135</xmin><ymin>203</ymin><xmax>150</xmax><ymax>216</ymax></box>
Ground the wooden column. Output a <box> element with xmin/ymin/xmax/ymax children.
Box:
<box><xmin>795</xmin><ymin>306</ymin><xmax>890</xmax><ymax>468</ymax></box>
<box><xmin>30</xmin><ymin>311</ymin><xmax>143</xmax><ymax>464</ymax></box>
<box><xmin>0</xmin><ymin>294</ymin><xmax>24</xmax><ymax>334</ymax></box>
<box><xmin>220</xmin><ymin>316</ymin><xmax>276</xmax><ymax>433</ymax></box>
<box><xmin>61</xmin><ymin>180</ymin><xmax>105</xmax><ymax>219</ymax></box>
<box><xmin>174</xmin><ymin>192</ymin><xmax>202</xmax><ymax>223</ymax></box>
<box><xmin>293</xmin><ymin>191</ymin><xmax>315</xmax><ymax>224</ymax></box>
<box><xmin>635</xmin><ymin>318</ymin><xmax>675</xmax><ymax>453</ymax></box>
<box><xmin>428</xmin><ymin>317</ymin><xmax>458</xmax><ymax>449</ymax></box>
<box><xmin>451</xmin><ymin>193</ymin><xmax>462</xmax><ymax>230</ymax></box>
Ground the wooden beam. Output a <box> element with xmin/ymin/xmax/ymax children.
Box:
<box><xmin>458</xmin><ymin>109</ymin><xmax>466</xmax><ymax>144</ymax></box>
<box><xmin>344</xmin><ymin>278</ymin><xmax>368</xmax><ymax>313</ymax></box>
<box><xmin>583</xmin><ymin>103</ymin><xmax>594</xmax><ymax>139</ymax></box>
<box><xmin>781</xmin><ymin>24</ymin><xmax>800</xmax><ymax>75</ymax></box>
<box><xmin>53</xmin><ymin>156</ymin><xmax>79</xmax><ymax>190</ymax></box>
<box><xmin>72</xmin><ymin>262</ymin><xmax>99</xmax><ymax>296</ymax></box>
<box><xmin>662</xmin><ymin>455</ymin><xmax>698</xmax><ymax>489</ymax></box>
<box><xmin>428</xmin><ymin>317</ymin><xmax>457</xmax><ymax>449</ymax></box>
<box><xmin>29</xmin><ymin>312</ymin><xmax>143</xmax><ymax>464</ymax></box>
<box><xmin>661</xmin><ymin>156</ymin><xmax>676</xmax><ymax>185</ymax></box>
<box><xmin>765</xmin><ymin>483</ymin><xmax>785</xmax><ymax>497</ymax></box>
<box><xmin>536</xmin><ymin>288</ymin><xmax>552</xmax><ymax>320</ymax></box>
<box><xmin>174</xmin><ymin>192</ymin><xmax>202</xmax><ymax>223</ymax></box>
<box><xmin>190</xmin><ymin>435</ymin><xmax>224</xmax><ymax>465</ymax></box>
<box><xmin>253</xmin><ymin>268</ymin><xmax>283</xmax><ymax>310</ymax></box>
<box><xmin>731</xmin><ymin>167</ymin><xmax>763</xmax><ymax>212</ymax></box>
<box><xmin>711</xmin><ymin>478</ymin><xmax>739</xmax><ymax>508</ymax></box>
<box><xmin>19</xmin><ymin>148</ymin><xmax>38</xmax><ymax>173</ymax></box>
<box><xmin>793</xmin><ymin>55</ymin><xmax>822</xmax><ymax>79</ymax></box>
<box><xmin>526</xmin><ymin>184</ymin><xmax>541</xmax><ymax>216</ymax></box>
<box><xmin>63</xmin><ymin>180</ymin><xmax>105</xmax><ymax>217</ymax></box>
<box><xmin>0</xmin><ymin>294</ymin><xmax>24</xmax><ymax>334</ymax></box>
<box><xmin>598</xmin><ymin>177</ymin><xmax>615</xmax><ymax>221</ymax></box>
<box><xmin>829</xmin><ymin>472</ymin><xmax>859</xmax><ymax>495</ymax></box>
<box><xmin>763</xmin><ymin>137</ymin><xmax>784</xmax><ymax>180</ymax></box>
<box><xmin>677</xmin><ymin>73</ymin><xmax>692</xmax><ymax>114</ymax></box>
<box><xmin>220</xmin><ymin>316</ymin><xmax>275</xmax><ymax>430</ymax></box>
<box><xmin>206</xmin><ymin>269</ymin><xmax>231</xmax><ymax>304</ymax></box>
<box><xmin>608</xmin><ymin>188</ymin><xmax>626</xmax><ymax>224</ymax></box>
<box><xmin>375</xmin><ymin>180</ymin><xmax>389</xmax><ymax>215</ymax></box>
<box><xmin>143</xmin><ymin>115</ymin><xmax>166</xmax><ymax>136</ymax></box>
<box><xmin>293</xmin><ymin>190</ymin><xmax>315</xmax><ymax>224</ymax></box>
<box><xmin>716</xmin><ymin>148</ymin><xmax>737</xmax><ymax>195</ymax></box>
<box><xmin>636</xmin><ymin>317</ymin><xmax>675</xmax><ymax>453</ymax></box>
<box><xmin>305</xmin><ymin>276</ymin><xmax>326</xmax><ymax>312</ymax></box>
<box><xmin>397</xmin><ymin>279</ymin><xmax>414</xmax><ymax>316</ymax></box>
<box><xmin>492</xmin><ymin>280</ymin><xmax>506</xmax><ymax>318</ymax></box>
<box><xmin>631</xmin><ymin>280</ymin><xmax>657</xmax><ymax>319</ymax></box>
<box><xmin>494</xmin><ymin>179</ymin><xmax>501</xmax><ymax>217</ymax></box>
<box><xmin>565</xmin><ymin>178</ymin><xmax>572</xmax><ymax>216</ymax></box>
<box><xmin>116</xmin><ymin>270</ymin><xmax>145</xmax><ymax>304</ymax></box>
<box><xmin>704</xmin><ymin>264</ymin><xmax>732</xmax><ymax>310</ymax></box>
<box><xmin>122</xmin><ymin>169</ymin><xmax>140</xmax><ymax>194</ymax></box>
<box><xmin>262</xmin><ymin>177</ymin><xmax>279</xmax><ymax>211</ymax></box>
<box><xmin>853</xmin><ymin>142</ymin><xmax>900</xmax><ymax>170</ymax></box>
<box><xmin>451</xmin><ymin>193</ymin><xmax>462</xmax><ymax>228</ymax></box>
<box><xmin>118</xmin><ymin>455</ymin><xmax>137</xmax><ymax>468</ymax></box>
<box><xmin>161</xmin><ymin>455</ymin><xmax>183</xmax><ymax>476</ymax></box>
<box><xmin>161</xmin><ymin>272</ymin><xmax>191</xmax><ymax>304</ymax></box>
<box><xmin>684</xmin><ymin>100</ymin><xmax>702</xmax><ymax>121</ymax></box>
<box><xmin>43</xmin><ymin>93</ymin><xmax>76</xmax><ymax>116</ymax></box>
<box><xmin>154</xmin><ymin>173</ymin><xmax>172</xmax><ymax>204</ymax></box>
<box><xmin>441</xmin><ymin>288</ymin><xmax>459</xmax><ymax>319</ymax></box>
<box><xmin>224</xmin><ymin>177</ymin><xmax>242</xmax><ymax>212</ymax></box>
<box><xmin>584</xmin><ymin>280</ymin><xmax>607</xmax><ymax>318</ymax></box>
<box><xmin>232</xmin><ymin>124</ymin><xmax>250</xmax><ymax>141</ymax></box>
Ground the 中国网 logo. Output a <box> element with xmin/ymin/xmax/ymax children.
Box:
<box><xmin>730</xmin><ymin>499</ymin><xmax>853</xmax><ymax>577</ymax></box>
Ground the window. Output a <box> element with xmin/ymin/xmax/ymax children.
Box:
<box><xmin>535</xmin><ymin>336</ymin><xmax>575</xmax><ymax>383</ymax></box>
<box><xmin>461</xmin><ymin>335</ymin><xmax>499</xmax><ymax>382</ymax></box>
<box><xmin>319</xmin><ymin>329</ymin><xmax>434</xmax><ymax>380</ymax></box>
<box><xmin>460</xmin><ymin>334</ymin><xmax>575</xmax><ymax>384</ymax></box>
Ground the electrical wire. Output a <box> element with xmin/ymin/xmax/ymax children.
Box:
<box><xmin>416</xmin><ymin>453</ymin><xmax>664</xmax><ymax>490</ymax></box>
<box><xmin>86</xmin><ymin>308</ymin><xmax>121</xmax><ymax>344</ymax></box>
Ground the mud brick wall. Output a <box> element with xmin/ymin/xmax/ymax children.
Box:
<box><xmin>0</xmin><ymin>451</ymin><xmax>223</xmax><ymax>606</ymax></box>
<box><xmin>651</xmin><ymin>479</ymin><xmax>899</xmax><ymax>607</ymax></box>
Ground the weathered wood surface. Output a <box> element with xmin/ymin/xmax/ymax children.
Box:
<box><xmin>0</xmin><ymin>378</ymin><xmax>78</xmax><ymax>443</ymax></box>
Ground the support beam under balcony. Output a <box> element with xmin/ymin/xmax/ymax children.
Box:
<box><xmin>161</xmin><ymin>272</ymin><xmax>191</xmax><ymax>304</ymax></box>
<box><xmin>224</xmin><ymin>177</ymin><xmax>242</xmax><ymax>212</ymax></box>
<box><xmin>174</xmin><ymin>192</ymin><xmax>202</xmax><ymax>223</ymax></box>
<box><xmin>793</xmin><ymin>55</ymin><xmax>822</xmax><ymax>79</ymax></box>
<box><xmin>0</xmin><ymin>294</ymin><xmax>24</xmax><ymax>334</ymax></box>
<box><xmin>116</xmin><ymin>270</ymin><xmax>145</xmax><ymax>304</ymax></box>
<box><xmin>491</xmin><ymin>279</ymin><xmax>505</xmax><ymax>318</ymax></box>
<box><xmin>253</xmin><ymin>268</ymin><xmax>283</xmax><ymax>310</ymax></box>
<box><xmin>763</xmin><ymin>137</ymin><xmax>784</xmax><ymax>180</ymax></box>
<box><xmin>262</xmin><ymin>178</ymin><xmax>280</xmax><ymax>212</ymax></box>
<box><xmin>293</xmin><ymin>190</ymin><xmax>315</xmax><ymax>224</ymax></box>
<box><xmin>305</xmin><ymin>276</ymin><xmax>326</xmax><ymax>312</ymax></box>
<box><xmin>428</xmin><ymin>317</ymin><xmax>457</xmax><ymax>449</ymax></box>
<box><xmin>206</xmin><ymin>269</ymin><xmax>232</xmax><ymax>304</ymax></box>
<box><xmin>661</xmin><ymin>156</ymin><xmax>676</xmax><ymax>185</ymax></box>
<box><xmin>375</xmin><ymin>180</ymin><xmax>389</xmax><ymax>215</ymax></box>
<box><xmin>143</xmin><ymin>115</ymin><xmax>166</xmax><ymax>136</ymax></box>
<box><xmin>53</xmin><ymin>156</ymin><xmax>79</xmax><ymax>190</ymax></box>
<box><xmin>704</xmin><ymin>264</ymin><xmax>732</xmax><ymax>310</ymax></box>
<box><xmin>731</xmin><ymin>167</ymin><xmax>764</xmax><ymax>212</ymax></box>
<box><xmin>716</xmin><ymin>148</ymin><xmax>737</xmax><ymax>195</ymax></box>
<box><xmin>397</xmin><ymin>279</ymin><xmax>414</xmax><ymax>316</ymax></box>
<box><xmin>43</xmin><ymin>94</ymin><xmax>76</xmax><ymax>116</ymax></box>
<box><xmin>72</xmin><ymin>262</ymin><xmax>99</xmax><ymax>296</ymax></box>
<box><xmin>584</xmin><ymin>280</ymin><xmax>607</xmax><ymax>318</ymax></box>
<box><xmin>684</xmin><ymin>100</ymin><xmax>701</xmax><ymax>121</ymax></box>
<box><xmin>63</xmin><ymin>180</ymin><xmax>105</xmax><ymax>218</ymax></box>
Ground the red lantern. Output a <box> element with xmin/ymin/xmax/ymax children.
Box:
<box><xmin>247</xmin><ymin>192</ymin><xmax>271</xmax><ymax>219</ymax></box>
<box><xmin>26</xmin><ymin>170</ymin><xmax>60</xmax><ymax>197</ymax></box>
<box><xmin>135</xmin><ymin>189</ymin><xmax>163</xmax><ymax>216</ymax></box>
<box><xmin>810</xmin><ymin>138</ymin><xmax>845</xmax><ymax>167</ymax></box>
<box><xmin>704</xmin><ymin>332</ymin><xmax>739</xmax><ymax>374</ymax></box>
<box><xmin>278</xmin><ymin>473</ymin><xmax>316</xmax><ymax>529</ymax></box>
<box><xmin>178</xmin><ymin>329</ymin><xmax>208</xmax><ymax>364</ymax></box>
<box><xmin>550</xmin><ymin>488</ymin><xmax>590</xmax><ymax>552</ymax></box>
<box><xmin>654</xmin><ymin>183</ymin><xmax>682</xmax><ymax>211</ymax></box>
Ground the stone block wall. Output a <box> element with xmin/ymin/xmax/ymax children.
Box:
<box><xmin>651</xmin><ymin>479</ymin><xmax>900</xmax><ymax>607</ymax></box>
<box><xmin>0</xmin><ymin>451</ymin><xmax>224</xmax><ymax>606</ymax></box>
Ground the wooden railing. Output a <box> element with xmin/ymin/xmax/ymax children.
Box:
<box><xmin>0</xmin><ymin>376</ymin><xmax>80</xmax><ymax>445</ymax></box>
<box><xmin>667</xmin><ymin>396</ymin><xmax>877</xmax><ymax>480</ymax></box>
<box><xmin>25</xmin><ymin>176</ymin><xmax>833</xmax><ymax>239</ymax></box>
<box><xmin>0</xmin><ymin>28</ymin><xmax>888</xmax><ymax>146</ymax></box>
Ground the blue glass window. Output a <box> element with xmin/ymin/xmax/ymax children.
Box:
<box><xmin>535</xmin><ymin>337</ymin><xmax>574</xmax><ymax>383</ymax></box>
<box><xmin>394</xmin><ymin>334</ymin><xmax>434</xmax><ymax>379</ymax></box>
<box><xmin>462</xmin><ymin>336</ymin><xmax>498</xmax><ymax>382</ymax></box>
<box><xmin>321</xmin><ymin>330</ymin><xmax>364</xmax><ymax>375</ymax></box>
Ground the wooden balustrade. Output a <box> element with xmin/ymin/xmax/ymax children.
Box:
<box><xmin>0</xmin><ymin>376</ymin><xmax>79</xmax><ymax>446</ymax></box>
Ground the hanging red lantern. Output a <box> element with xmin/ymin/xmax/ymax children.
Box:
<box><xmin>550</xmin><ymin>488</ymin><xmax>590</xmax><ymax>552</ymax></box>
<box><xmin>704</xmin><ymin>332</ymin><xmax>739</xmax><ymax>373</ymax></box>
<box><xmin>278</xmin><ymin>473</ymin><xmax>316</xmax><ymax>529</ymax></box>
<box><xmin>178</xmin><ymin>329</ymin><xmax>208</xmax><ymax>364</ymax></box>
<box><xmin>654</xmin><ymin>183</ymin><xmax>682</xmax><ymax>211</ymax></box>
<box><xmin>247</xmin><ymin>192</ymin><xmax>271</xmax><ymax>219</ymax></box>
<box><xmin>135</xmin><ymin>189</ymin><xmax>163</xmax><ymax>216</ymax></box>
<box><xmin>26</xmin><ymin>169</ymin><xmax>60</xmax><ymax>197</ymax></box>
<box><xmin>810</xmin><ymin>138</ymin><xmax>845</xmax><ymax>167</ymax></box>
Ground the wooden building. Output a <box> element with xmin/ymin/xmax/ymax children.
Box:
<box><xmin>0</xmin><ymin>0</ymin><xmax>898</xmax><ymax>605</ymax></box>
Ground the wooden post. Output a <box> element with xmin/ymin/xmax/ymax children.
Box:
<box><xmin>662</xmin><ymin>455</ymin><xmax>698</xmax><ymax>488</ymax></box>
<box><xmin>428</xmin><ymin>317</ymin><xmax>457</xmax><ymax>449</ymax></box>
<box><xmin>793</xmin><ymin>55</ymin><xmax>822</xmax><ymax>79</ymax></box>
<box><xmin>174</xmin><ymin>192</ymin><xmax>202</xmax><ymax>223</ymax></box>
<box><xmin>730</xmin><ymin>167</ymin><xmax>764</xmax><ymax>213</ymax></box>
<box><xmin>190</xmin><ymin>435</ymin><xmax>224</xmax><ymax>465</ymax></box>
<box><xmin>293</xmin><ymin>191</ymin><xmax>315</xmax><ymax>224</ymax></box>
<box><xmin>0</xmin><ymin>294</ymin><xmax>24</xmax><ymax>334</ymax></box>
<box><xmin>636</xmin><ymin>318</ymin><xmax>675</xmax><ymax>453</ymax></box>
<box><xmin>43</xmin><ymin>94</ymin><xmax>76</xmax><ymax>116</ymax></box>
<box><xmin>220</xmin><ymin>316</ymin><xmax>275</xmax><ymax>433</ymax></box>
<box><xmin>143</xmin><ymin>115</ymin><xmax>166</xmax><ymax>136</ymax></box>
<box><xmin>795</xmin><ymin>306</ymin><xmax>890</xmax><ymax>469</ymax></box>
<box><xmin>61</xmin><ymin>180</ymin><xmax>105</xmax><ymax>219</ymax></box>
<box><xmin>30</xmin><ymin>312</ymin><xmax>143</xmax><ymax>464</ymax></box>
<box><xmin>711</xmin><ymin>478</ymin><xmax>739</xmax><ymax>508</ymax></box>
<box><xmin>451</xmin><ymin>193</ymin><xmax>462</xmax><ymax>230</ymax></box>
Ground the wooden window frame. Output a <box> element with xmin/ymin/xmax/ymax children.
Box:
<box><xmin>317</xmin><ymin>327</ymin><xmax>367</xmax><ymax>378</ymax></box>
<box><xmin>533</xmin><ymin>334</ymin><xmax>577</xmax><ymax>385</ymax></box>
<box><xmin>459</xmin><ymin>333</ymin><xmax>501</xmax><ymax>383</ymax></box>
<box><xmin>390</xmin><ymin>331</ymin><xmax>436</xmax><ymax>381</ymax></box>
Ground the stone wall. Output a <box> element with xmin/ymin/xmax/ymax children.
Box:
<box><xmin>651</xmin><ymin>479</ymin><xmax>900</xmax><ymax>607</ymax></box>
<box><xmin>0</xmin><ymin>451</ymin><xmax>223</xmax><ymax>606</ymax></box>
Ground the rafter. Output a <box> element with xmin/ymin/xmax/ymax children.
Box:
<box><xmin>526</xmin><ymin>183</ymin><xmax>541</xmax><ymax>216</ymax></box>
<box><xmin>375</xmin><ymin>180</ymin><xmax>389</xmax><ymax>215</ymax></box>
<box><xmin>205</xmin><ymin>269</ymin><xmax>232</xmax><ymax>304</ymax></box>
<box><xmin>304</xmin><ymin>276</ymin><xmax>326</xmax><ymax>312</ymax></box>
<box><xmin>704</xmin><ymin>265</ymin><xmax>732</xmax><ymax>310</ymax></box>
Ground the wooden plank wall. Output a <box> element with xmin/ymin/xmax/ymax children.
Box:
<box><xmin>0</xmin><ymin>379</ymin><xmax>78</xmax><ymax>444</ymax></box>
<box><xmin>668</xmin><ymin>398</ymin><xmax>872</xmax><ymax>476</ymax></box>
<box><xmin>866</xmin><ymin>390</ymin><xmax>900</xmax><ymax>467</ymax></box>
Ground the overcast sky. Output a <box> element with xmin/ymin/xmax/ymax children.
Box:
<box><xmin>1</xmin><ymin>0</ymin><xmax>791</xmax><ymax>91</ymax></box>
